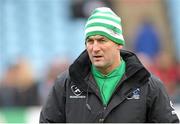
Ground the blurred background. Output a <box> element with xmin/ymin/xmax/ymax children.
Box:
<box><xmin>0</xmin><ymin>0</ymin><xmax>180</xmax><ymax>123</ymax></box>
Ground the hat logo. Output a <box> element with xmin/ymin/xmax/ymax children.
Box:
<box><xmin>110</xmin><ymin>27</ymin><xmax>119</xmax><ymax>37</ymax></box>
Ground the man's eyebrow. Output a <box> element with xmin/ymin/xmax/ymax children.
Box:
<box><xmin>86</xmin><ymin>37</ymin><xmax>93</xmax><ymax>41</ymax></box>
<box><xmin>87</xmin><ymin>36</ymin><xmax>106</xmax><ymax>40</ymax></box>
<box><xmin>97</xmin><ymin>37</ymin><xmax>106</xmax><ymax>40</ymax></box>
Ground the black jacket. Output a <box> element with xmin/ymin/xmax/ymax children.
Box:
<box><xmin>40</xmin><ymin>50</ymin><xmax>179</xmax><ymax>123</ymax></box>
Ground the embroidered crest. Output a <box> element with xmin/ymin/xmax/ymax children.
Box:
<box><xmin>127</xmin><ymin>88</ymin><xmax>140</xmax><ymax>100</ymax></box>
<box><xmin>70</xmin><ymin>85</ymin><xmax>86</xmax><ymax>98</ymax></box>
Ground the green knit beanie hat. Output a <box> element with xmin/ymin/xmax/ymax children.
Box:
<box><xmin>85</xmin><ymin>7</ymin><xmax>125</xmax><ymax>45</ymax></box>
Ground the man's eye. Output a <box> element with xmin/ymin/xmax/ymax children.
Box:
<box><xmin>86</xmin><ymin>39</ymin><xmax>93</xmax><ymax>44</ymax></box>
<box><xmin>100</xmin><ymin>39</ymin><xmax>107</xmax><ymax>43</ymax></box>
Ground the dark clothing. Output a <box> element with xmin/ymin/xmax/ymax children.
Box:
<box><xmin>40</xmin><ymin>50</ymin><xmax>179</xmax><ymax>123</ymax></box>
<box><xmin>0</xmin><ymin>83</ymin><xmax>40</xmax><ymax>107</ymax></box>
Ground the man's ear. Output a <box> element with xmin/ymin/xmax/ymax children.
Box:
<box><xmin>117</xmin><ymin>45</ymin><xmax>123</xmax><ymax>50</ymax></box>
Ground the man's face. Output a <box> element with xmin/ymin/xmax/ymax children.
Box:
<box><xmin>86</xmin><ymin>35</ymin><xmax>122</xmax><ymax>73</ymax></box>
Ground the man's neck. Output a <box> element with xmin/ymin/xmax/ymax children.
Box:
<box><xmin>96</xmin><ymin>59</ymin><xmax>121</xmax><ymax>76</ymax></box>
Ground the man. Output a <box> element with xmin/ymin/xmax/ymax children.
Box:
<box><xmin>39</xmin><ymin>7</ymin><xmax>179</xmax><ymax>123</ymax></box>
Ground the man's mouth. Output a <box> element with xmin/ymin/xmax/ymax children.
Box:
<box><xmin>93</xmin><ymin>55</ymin><xmax>103</xmax><ymax>60</ymax></box>
<box><xmin>94</xmin><ymin>55</ymin><xmax>102</xmax><ymax>57</ymax></box>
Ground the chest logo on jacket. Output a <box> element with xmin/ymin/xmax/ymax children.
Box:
<box><xmin>126</xmin><ymin>88</ymin><xmax>140</xmax><ymax>100</ymax></box>
<box><xmin>70</xmin><ymin>85</ymin><xmax>86</xmax><ymax>98</ymax></box>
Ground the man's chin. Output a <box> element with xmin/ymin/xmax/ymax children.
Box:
<box><xmin>92</xmin><ymin>63</ymin><xmax>104</xmax><ymax>68</ymax></box>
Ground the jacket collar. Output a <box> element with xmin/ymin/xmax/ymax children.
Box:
<box><xmin>69</xmin><ymin>50</ymin><xmax>150</xmax><ymax>90</ymax></box>
<box><xmin>69</xmin><ymin>50</ymin><xmax>91</xmax><ymax>84</ymax></box>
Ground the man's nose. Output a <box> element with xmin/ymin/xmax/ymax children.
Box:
<box><xmin>92</xmin><ymin>41</ymin><xmax>100</xmax><ymax>51</ymax></box>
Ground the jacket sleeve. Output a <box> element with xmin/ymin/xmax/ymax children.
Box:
<box><xmin>147</xmin><ymin>75</ymin><xmax>179</xmax><ymax>123</ymax></box>
<box><xmin>39</xmin><ymin>71</ymin><xmax>67</xmax><ymax>123</ymax></box>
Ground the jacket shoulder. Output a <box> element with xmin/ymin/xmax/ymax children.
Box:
<box><xmin>148</xmin><ymin>74</ymin><xmax>164</xmax><ymax>90</ymax></box>
<box><xmin>147</xmin><ymin>74</ymin><xmax>168</xmax><ymax>99</ymax></box>
<box><xmin>146</xmin><ymin>75</ymin><xmax>179</xmax><ymax>123</ymax></box>
<box><xmin>39</xmin><ymin>70</ymin><xmax>70</xmax><ymax>123</ymax></box>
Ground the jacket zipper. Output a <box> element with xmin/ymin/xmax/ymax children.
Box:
<box><xmin>98</xmin><ymin>77</ymin><xmax>107</xmax><ymax>123</ymax></box>
<box><xmin>99</xmin><ymin>106</ymin><xmax>107</xmax><ymax>123</ymax></box>
<box><xmin>100</xmin><ymin>73</ymin><xmax>125</xmax><ymax>123</ymax></box>
<box><xmin>106</xmin><ymin>73</ymin><xmax>126</xmax><ymax>105</ymax></box>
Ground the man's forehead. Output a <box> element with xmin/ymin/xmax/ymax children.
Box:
<box><xmin>88</xmin><ymin>35</ymin><xmax>107</xmax><ymax>39</ymax></box>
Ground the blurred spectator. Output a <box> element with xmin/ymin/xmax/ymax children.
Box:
<box><xmin>133</xmin><ymin>17</ymin><xmax>161</xmax><ymax>59</ymax></box>
<box><xmin>153</xmin><ymin>51</ymin><xmax>178</xmax><ymax>96</ymax></box>
<box><xmin>171</xmin><ymin>62</ymin><xmax>180</xmax><ymax>103</ymax></box>
<box><xmin>177</xmin><ymin>63</ymin><xmax>180</xmax><ymax>83</ymax></box>
<box><xmin>0</xmin><ymin>64</ymin><xmax>18</xmax><ymax>106</ymax></box>
<box><xmin>39</xmin><ymin>57</ymin><xmax>70</xmax><ymax>104</ymax></box>
<box><xmin>0</xmin><ymin>58</ymin><xmax>40</xmax><ymax>107</ymax></box>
